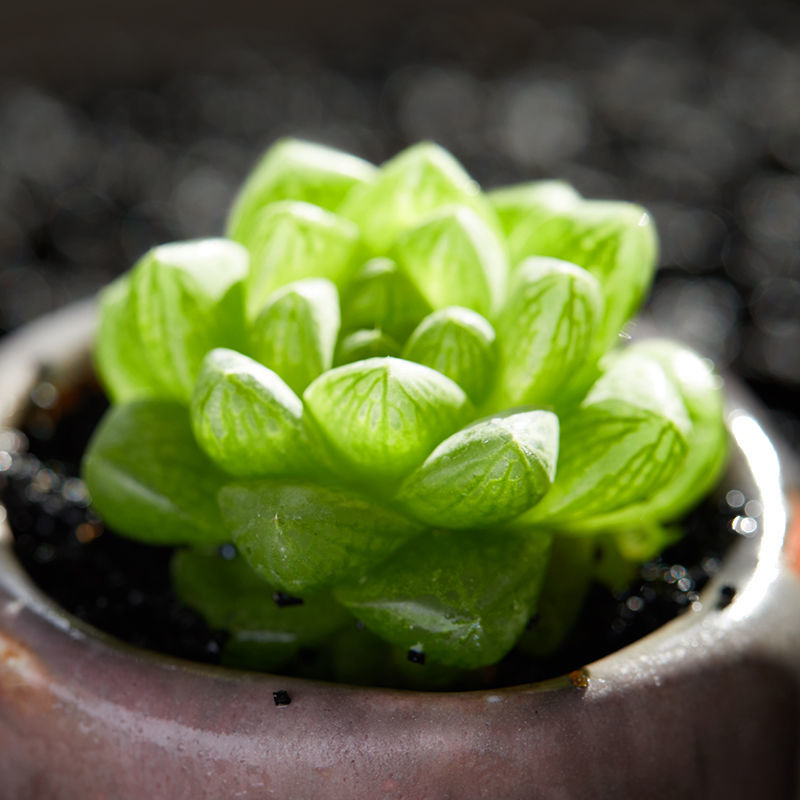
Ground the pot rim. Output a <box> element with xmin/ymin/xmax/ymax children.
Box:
<box><xmin>0</xmin><ymin>297</ymin><xmax>794</xmax><ymax>695</ymax></box>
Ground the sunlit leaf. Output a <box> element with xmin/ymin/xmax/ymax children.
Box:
<box><xmin>303</xmin><ymin>357</ymin><xmax>473</xmax><ymax>485</ymax></box>
<box><xmin>394</xmin><ymin>205</ymin><xmax>508</xmax><ymax>318</ymax></box>
<box><xmin>497</xmin><ymin>188</ymin><xmax>658</xmax><ymax>379</ymax></box>
<box><xmin>118</xmin><ymin>239</ymin><xmax>250</xmax><ymax>403</ymax></box>
<box><xmin>219</xmin><ymin>480</ymin><xmax>424</xmax><ymax>593</ymax></box>
<box><xmin>243</xmin><ymin>201</ymin><xmax>359</xmax><ymax>319</ymax></box>
<box><xmin>520</xmin><ymin>354</ymin><xmax>690</xmax><ymax>526</ymax></box>
<box><xmin>402</xmin><ymin>306</ymin><xmax>496</xmax><ymax>404</ymax></box>
<box><xmin>488</xmin><ymin>180</ymin><xmax>580</xmax><ymax>238</ymax></box>
<box><xmin>249</xmin><ymin>278</ymin><xmax>340</xmax><ymax>394</ymax></box>
<box><xmin>227</xmin><ymin>138</ymin><xmax>376</xmax><ymax>243</ymax></box>
<box><xmin>93</xmin><ymin>275</ymin><xmax>165</xmax><ymax>403</ymax></box>
<box><xmin>335</xmin><ymin>527</ymin><xmax>552</xmax><ymax>669</ymax></box>
<box><xmin>572</xmin><ymin>339</ymin><xmax>728</xmax><ymax>530</ymax></box>
<box><xmin>82</xmin><ymin>401</ymin><xmax>228</xmax><ymax>545</ymax></box>
<box><xmin>339</xmin><ymin>142</ymin><xmax>497</xmax><ymax>252</ymax></box>
<box><xmin>492</xmin><ymin>257</ymin><xmax>603</xmax><ymax>408</ymax></box>
<box><xmin>396</xmin><ymin>410</ymin><xmax>558</xmax><ymax>529</ymax></box>
<box><xmin>191</xmin><ymin>348</ymin><xmax>320</xmax><ymax>478</ymax></box>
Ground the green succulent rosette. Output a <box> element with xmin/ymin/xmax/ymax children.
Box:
<box><xmin>83</xmin><ymin>139</ymin><xmax>727</xmax><ymax>677</ymax></box>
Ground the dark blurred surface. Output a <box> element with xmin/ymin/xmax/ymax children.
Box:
<box><xmin>0</xmin><ymin>1</ymin><xmax>798</xmax><ymax>453</ymax></box>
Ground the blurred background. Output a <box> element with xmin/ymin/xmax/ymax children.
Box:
<box><xmin>0</xmin><ymin>0</ymin><xmax>798</xmax><ymax>454</ymax></box>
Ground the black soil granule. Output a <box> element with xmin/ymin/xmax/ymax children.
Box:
<box><xmin>272</xmin><ymin>690</ymin><xmax>292</xmax><ymax>706</ymax></box>
<box><xmin>0</xmin><ymin>382</ymin><xmax>742</xmax><ymax>688</ymax></box>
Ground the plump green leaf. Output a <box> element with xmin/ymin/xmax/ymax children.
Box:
<box><xmin>82</xmin><ymin>401</ymin><xmax>228</xmax><ymax>545</ymax></box>
<box><xmin>93</xmin><ymin>275</ymin><xmax>165</xmax><ymax>403</ymax></box>
<box><xmin>402</xmin><ymin>306</ymin><xmax>496</xmax><ymax>404</ymax></box>
<box><xmin>249</xmin><ymin>278</ymin><xmax>340</xmax><ymax>394</ymax></box>
<box><xmin>492</xmin><ymin>257</ymin><xmax>603</xmax><ymax>408</ymax></box>
<box><xmin>110</xmin><ymin>239</ymin><xmax>249</xmax><ymax>404</ymax></box>
<box><xmin>397</xmin><ymin>410</ymin><xmax>558</xmax><ymax>529</ymax></box>
<box><xmin>517</xmin><ymin>534</ymin><xmax>593</xmax><ymax>657</ymax></box>
<box><xmin>394</xmin><ymin>206</ymin><xmax>509</xmax><ymax>318</ymax></box>
<box><xmin>172</xmin><ymin>547</ymin><xmax>350</xmax><ymax>671</ymax></box>
<box><xmin>335</xmin><ymin>329</ymin><xmax>401</xmax><ymax>365</ymax></box>
<box><xmin>572</xmin><ymin>339</ymin><xmax>728</xmax><ymax>530</ymax></box>
<box><xmin>488</xmin><ymin>180</ymin><xmax>581</xmax><ymax>238</ymax></box>
<box><xmin>243</xmin><ymin>201</ymin><xmax>359</xmax><ymax>319</ymax></box>
<box><xmin>335</xmin><ymin>527</ymin><xmax>552</xmax><ymax>669</ymax></box>
<box><xmin>227</xmin><ymin>138</ymin><xmax>376</xmax><ymax>244</ymax></box>
<box><xmin>499</xmin><ymin>190</ymin><xmax>658</xmax><ymax>370</ymax></box>
<box><xmin>339</xmin><ymin>142</ymin><xmax>497</xmax><ymax>253</ymax></box>
<box><xmin>304</xmin><ymin>357</ymin><xmax>473</xmax><ymax>485</ymax></box>
<box><xmin>340</xmin><ymin>257</ymin><xmax>432</xmax><ymax>342</ymax></box>
<box><xmin>520</xmin><ymin>354</ymin><xmax>690</xmax><ymax>526</ymax></box>
<box><xmin>219</xmin><ymin>480</ymin><xmax>424</xmax><ymax>593</ymax></box>
<box><xmin>191</xmin><ymin>348</ymin><xmax>324</xmax><ymax>478</ymax></box>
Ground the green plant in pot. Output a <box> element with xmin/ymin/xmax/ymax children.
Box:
<box><xmin>80</xmin><ymin>138</ymin><xmax>728</xmax><ymax>685</ymax></box>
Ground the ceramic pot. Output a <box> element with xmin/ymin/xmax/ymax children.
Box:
<box><xmin>1</xmin><ymin>300</ymin><xmax>799</xmax><ymax>799</ymax></box>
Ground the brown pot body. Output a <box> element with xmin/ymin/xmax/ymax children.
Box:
<box><xmin>2</xmin><ymin>301</ymin><xmax>800</xmax><ymax>799</ymax></box>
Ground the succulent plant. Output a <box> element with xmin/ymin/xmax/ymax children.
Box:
<box><xmin>83</xmin><ymin>139</ymin><xmax>727</xmax><ymax>677</ymax></box>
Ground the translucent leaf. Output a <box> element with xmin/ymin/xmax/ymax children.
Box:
<box><xmin>501</xmin><ymin>191</ymin><xmax>658</xmax><ymax>364</ymax></box>
<box><xmin>394</xmin><ymin>205</ymin><xmax>509</xmax><ymax>318</ymax></box>
<box><xmin>340</xmin><ymin>257</ymin><xmax>432</xmax><ymax>342</ymax></box>
<box><xmin>219</xmin><ymin>480</ymin><xmax>424</xmax><ymax>593</ymax></box>
<box><xmin>396</xmin><ymin>410</ymin><xmax>558</xmax><ymax>529</ymax></box>
<box><xmin>488</xmin><ymin>180</ymin><xmax>580</xmax><ymax>238</ymax></box>
<box><xmin>402</xmin><ymin>306</ymin><xmax>496</xmax><ymax>404</ymax></box>
<box><xmin>334</xmin><ymin>527</ymin><xmax>552</xmax><ymax>669</ymax></box>
<box><xmin>520</xmin><ymin>355</ymin><xmax>690</xmax><ymax>527</ymax></box>
<box><xmin>191</xmin><ymin>348</ymin><xmax>321</xmax><ymax>478</ymax></box>
<box><xmin>339</xmin><ymin>142</ymin><xmax>497</xmax><ymax>253</ymax></box>
<box><xmin>93</xmin><ymin>275</ymin><xmax>165</xmax><ymax>403</ymax></box>
<box><xmin>111</xmin><ymin>239</ymin><xmax>249</xmax><ymax>404</ymax></box>
<box><xmin>82</xmin><ymin>401</ymin><xmax>228</xmax><ymax>545</ymax></box>
<box><xmin>227</xmin><ymin>138</ymin><xmax>376</xmax><ymax>244</ymax></box>
<box><xmin>571</xmin><ymin>340</ymin><xmax>727</xmax><ymax>530</ymax></box>
<box><xmin>303</xmin><ymin>357</ymin><xmax>473</xmax><ymax>485</ymax></box>
<box><xmin>517</xmin><ymin>535</ymin><xmax>593</xmax><ymax>658</ymax></box>
<box><xmin>249</xmin><ymin>278</ymin><xmax>340</xmax><ymax>394</ymax></box>
<box><xmin>335</xmin><ymin>329</ymin><xmax>401</xmax><ymax>365</ymax></box>
<box><xmin>492</xmin><ymin>257</ymin><xmax>603</xmax><ymax>409</ymax></box>
<box><xmin>172</xmin><ymin>548</ymin><xmax>350</xmax><ymax>671</ymax></box>
<box><xmin>243</xmin><ymin>201</ymin><xmax>359</xmax><ymax>319</ymax></box>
